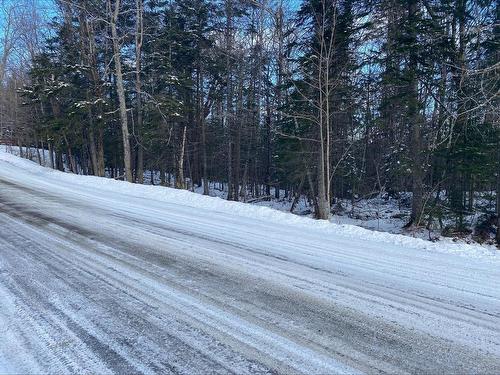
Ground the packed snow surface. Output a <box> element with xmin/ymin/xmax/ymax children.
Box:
<box><xmin>0</xmin><ymin>149</ymin><xmax>499</xmax><ymax>374</ymax></box>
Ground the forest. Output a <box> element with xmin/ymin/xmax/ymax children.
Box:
<box><xmin>0</xmin><ymin>0</ymin><xmax>499</xmax><ymax>244</ymax></box>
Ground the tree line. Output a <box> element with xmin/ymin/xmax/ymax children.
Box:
<box><xmin>1</xmin><ymin>0</ymin><xmax>499</xmax><ymax>243</ymax></box>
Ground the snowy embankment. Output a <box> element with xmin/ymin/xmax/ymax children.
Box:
<box><xmin>0</xmin><ymin>148</ymin><xmax>496</xmax><ymax>259</ymax></box>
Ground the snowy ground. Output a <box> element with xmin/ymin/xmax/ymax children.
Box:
<box><xmin>7</xmin><ymin>144</ymin><xmax>496</xmax><ymax>248</ymax></box>
<box><xmin>1</xmin><ymin>149</ymin><xmax>500</xmax><ymax>374</ymax></box>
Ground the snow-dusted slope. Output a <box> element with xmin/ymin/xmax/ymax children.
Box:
<box><xmin>1</xmin><ymin>149</ymin><xmax>497</xmax><ymax>259</ymax></box>
<box><xmin>1</xmin><ymin>149</ymin><xmax>499</xmax><ymax>374</ymax></box>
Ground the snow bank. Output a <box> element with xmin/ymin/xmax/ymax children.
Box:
<box><xmin>1</xmin><ymin>148</ymin><xmax>497</xmax><ymax>260</ymax></box>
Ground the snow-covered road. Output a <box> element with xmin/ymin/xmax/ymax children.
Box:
<box><xmin>1</xmin><ymin>151</ymin><xmax>499</xmax><ymax>374</ymax></box>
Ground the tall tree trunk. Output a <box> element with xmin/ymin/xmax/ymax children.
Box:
<box><xmin>233</xmin><ymin>69</ymin><xmax>244</xmax><ymax>202</ymax></box>
<box><xmin>47</xmin><ymin>141</ymin><xmax>56</xmax><ymax>169</ymax></box>
<box><xmin>56</xmin><ymin>149</ymin><xmax>64</xmax><ymax>171</ymax></box>
<box><xmin>316</xmin><ymin>146</ymin><xmax>330</xmax><ymax>219</ymax></box>
<box><xmin>35</xmin><ymin>134</ymin><xmax>42</xmax><ymax>165</ymax></box>
<box><xmin>225</xmin><ymin>0</ymin><xmax>234</xmax><ymax>201</ymax></box>
<box><xmin>200</xmin><ymin>70</ymin><xmax>209</xmax><ymax>195</ymax></box>
<box><xmin>176</xmin><ymin>125</ymin><xmax>187</xmax><ymax>189</ymax></box>
<box><xmin>48</xmin><ymin>138</ymin><xmax>55</xmax><ymax>169</ymax></box>
<box><xmin>97</xmin><ymin>128</ymin><xmax>105</xmax><ymax>176</ymax></box>
<box><xmin>41</xmin><ymin>139</ymin><xmax>46</xmax><ymax>166</ymax></box>
<box><xmin>314</xmin><ymin>0</ymin><xmax>334</xmax><ymax>220</ymax></box>
<box><xmin>109</xmin><ymin>0</ymin><xmax>132</xmax><ymax>182</ymax></box>
<box><xmin>88</xmin><ymin>127</ymin><xmax>100</xmax><ymax>176</ymax></box>
<box><xmin>408</xmin><ymin>0</ymin><xmax>423</xmax><ymax>226</ymax></box>
<box><xmin>79</xmin><ymin>6</ymin><xmax>106</xmax><ymax>177</ymax></box>
<box><xmin>265</xmin><ymin>97</ymin><xmax>272</xmax><ymax>196</ymax></box>
<box><xmin>227</xmin><ymin>141</ymin><xmax>233</xmax><ymax>199</ymax></box>
<box><xmin>63</xmin><ymin>132</ymin><xmax>77</xmax><ymax>173</ymax></box>
<box><xmin>447</xmin><ymin>0</ymin><xmax>467</xmax><ymax>228</ymax></box>
<box><xmin>135</xmin><ymin>0</ymin><xmax>144</xmax><ymax>184</ymax></box>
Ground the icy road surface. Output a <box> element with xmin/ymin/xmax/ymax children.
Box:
<box><xmin>0</xmin><ymin>151</ymin><xmax>499</xmax><ymax>374</ymax></box>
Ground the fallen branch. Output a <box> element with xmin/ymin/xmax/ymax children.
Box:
<box><xmin>246</xmin><ymin>195</ymin><xmax>273</xmax><ymax>203</ymax></box>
